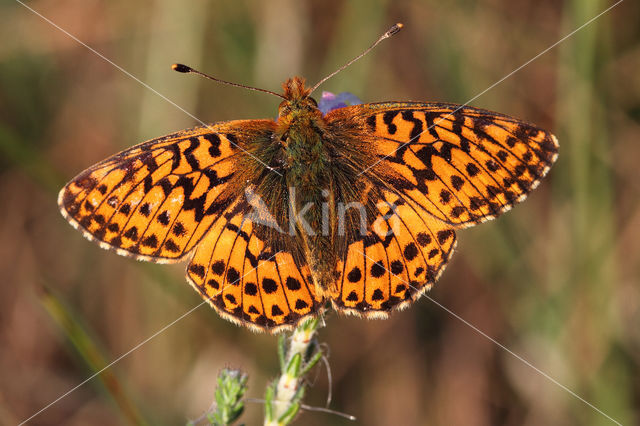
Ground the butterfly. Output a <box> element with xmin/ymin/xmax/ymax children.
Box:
<box><xmin>58</xmin><ymin>24</ymin><xmax>558</xmax><ymax>332</ymax></box>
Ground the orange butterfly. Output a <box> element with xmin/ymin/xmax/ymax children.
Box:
<box><xmin>59</xmin><ymin>24</ymin><xmax>558</xmax><ymax>332</ymax></box>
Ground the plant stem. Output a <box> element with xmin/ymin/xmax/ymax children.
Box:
<box><xmin>264</xmin><ymin>318</ymin><xmax>322</xmax><ymax>426</ymax></box>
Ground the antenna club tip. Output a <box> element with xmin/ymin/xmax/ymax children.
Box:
<box><xmin>172</xmin><ymin>63</ymin><xmax>192</xmax><ymax>73</ymax></box>
<box><xmin>388</xmin><ymin>23</ymin><xmax>404</xmax><ymax>36</ymax></box>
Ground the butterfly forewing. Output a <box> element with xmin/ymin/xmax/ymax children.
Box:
<box><xmin>328</xmin><ymin>103</ymin><xmax>559</xmax><ymax>228</ymax></box>
<box><xmin>58</xmin><ymin>121</ymin><xmax>272</xmax><ymax>262</ymax></box>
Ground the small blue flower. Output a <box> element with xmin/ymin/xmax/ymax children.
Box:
<box><xmin>318</xmin><ymin>91</ymin><xmax>362</xmax><ymax>115</ymax></box>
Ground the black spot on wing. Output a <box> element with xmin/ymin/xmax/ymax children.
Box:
<box><xmin>366</xmin><ymin>115</ymin><xmax>376</xmax><ymax>132</ymax></box>
<box><xmin>401</xmin><ymin>111</ymin><xmax>424</xmax><ymax>141</ymax></box>
<box><xmin>370</xmin><ymin>261</ymin><xmax>386</xmax><ymax>278</ymax></box>
<box><xmin>347</xmin><ymin>267</ymin><xmax>362</xmax><ymax>283</ymax></box>
<box><xmin>203</xmin><ymin>133</ymin><xmax>222</xmax><ymax>157</ymax></box>
<box><xmin>262</xmin><ymin>278</ymin><xmax>278</xmax><ymax>294</ymax></box>
<box><xmin>184</xmin><ymin>137</ymin><xmax>202</xmax><ymax>170</ymax></box>
<box><xmin>371</xmin><ymin>289</ymin><xmax>384</xmax><ymax>301</ymax></box>
<box><xmin>382</xmin><ymin>111</ymin><xmax>398</xmax><ymax>134</ymax></box>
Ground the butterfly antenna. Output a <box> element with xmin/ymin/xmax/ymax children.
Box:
<box><xmin>172</xmin><ymin>63</ymin><xmax>287</xmax><ymax>99</ymax></box>
<box><xmin>309</xmin><ymin>23</ymin><xmax>403</xmax><ymax>95</ymax></box>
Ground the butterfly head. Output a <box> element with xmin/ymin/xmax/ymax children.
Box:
<box><xmin>277</xmin><ymin>77</ymin><xmax>320</xmax><ymax>122</ymax></box>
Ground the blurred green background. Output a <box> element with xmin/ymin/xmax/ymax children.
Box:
<box><xmin>1</xmin><ymin>0</ymin><xmax>639</xmax><ymax>425</ymax></box>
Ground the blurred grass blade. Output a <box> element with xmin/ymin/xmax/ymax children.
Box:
<box><xmin>39</xmin><ymin>286</ymin><xmax>147</xmax><ymax>425</ymax></box>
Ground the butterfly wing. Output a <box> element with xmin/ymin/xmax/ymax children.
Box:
<box><xmin>326</xmin><ymin>102</ymin><xmax>559</xmax><ymax>228</ymax></box>
<box><xmin>59</xmin><ymin>120</ymin><xmax>323</xmax><ymax>330</ymax></box>
<box><xmin>58</xmin><ymin>120</ymin><xmax>274</xmax><ymax>262</ymax></box>
<box><xmin>325</xmin><ymin>102</ymin><xmax>557</xmax><ymax>316</ymax></box>
<box><xmin>332</xmin><ymin>188</ymin><xmax>456</xmax><ymax>316</ymax></box>
<box><xmin>186</xmin><ymin>197</ymin><xmax>322</xmax><ymax>332</ymax></box>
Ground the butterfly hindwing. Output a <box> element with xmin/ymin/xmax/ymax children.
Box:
<box><xmin>186</xmin><ymin>200</ymin><xmax>323</xmax><ymax>331</ymax></box>
<box><xmin>332</xmin><ymin>189</ymin><xmax>456</xmax><ymax>316</ymax></box>
<box><xmin>327</xmin><ymin>103</ymin><xmax>559</xmax><ymax>228</ymax></box>
<box><xmin>58</xmin><ymin>120</ymin><xmax>275</xmax><ymax>262</ymax></box>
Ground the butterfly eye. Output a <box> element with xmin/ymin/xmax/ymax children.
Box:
<box><xmin>279</xmin><ymin>131</ymin><xmax>290</xmax><ymax>144</ymax></box>
<box><xmin>277</xmin><ymin>101</ymin><xmax>291</xmax><ymax>117</ymax></box>
<box><xmin>308</xmin><ymin>97</ymin><xmax>318</xmax><ymax>107</ymax></box>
